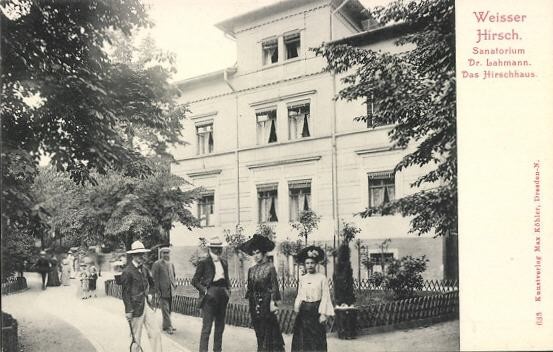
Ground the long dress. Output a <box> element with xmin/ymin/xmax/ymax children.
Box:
<box><xmin>291</xmin><ymin>272</ymin><xmax>335</xmax><ymax>352</ymax></box>
<box><xmin>246</xmin><ymin>261</ymin><xmax>285</xmax><ymax>352</ymax></box>
<box><xmin>46</xmin><ymin>257</ymin><xmax>61</xmax><ymax>287</ymax></box>
<box><xmin>60</xmin><ymin>258</ymin><xmax>71</xmax><ymax>286</ymax></box>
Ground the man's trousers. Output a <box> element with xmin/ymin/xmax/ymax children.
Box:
<box><xmin>130</xmin><ymin>304</ymin><xmax>162</xmax><ymax>352</ymax></box>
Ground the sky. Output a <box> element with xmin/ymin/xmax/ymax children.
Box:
<box><xmin>143</xmin><ymin>0</ymin><xmax>391</xmax><ymax>81</ymax></box>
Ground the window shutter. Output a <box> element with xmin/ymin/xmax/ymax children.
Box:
<box><xmin>367</xmin><ymin>170</ymin><xmax>394</xmax><ymax>179</ymax></box>
<box><xmin>257</xmin><ymin>183</ymin><xmax>278</xmax><ymax>192</ymax></box>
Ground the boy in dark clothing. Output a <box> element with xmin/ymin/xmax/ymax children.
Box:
<box><xmin>34</xmin><ymin>251</ymin><xmax>52</xmax><ymax>290</ymax></box>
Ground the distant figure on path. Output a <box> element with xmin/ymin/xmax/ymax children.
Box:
<box><xmin>67</xmin><ymin>250</ymin><xmax>76</xmax><ymax>279</ymax></box>
<box><xmin>192</xmin><ymin>237</ymin><xmax>231</xmax><ymax>352</ymax></box>
<box><xmin>34</xmin><ymin>251</ymin><xmax>52</xmax><ymax>290</ymax></box>
<box><xmin>80</xmin><ymin>263</ymin><xmax>90</xmax><ymax>299</ymax></box>
<box><xmin>152</xmin><ymin>247</ymin><xmax>177</xmax><ymax>334</ymax></box>
<box><xmin>60</xmin><ymin>255</ymin><xmax>71</xmax><ymax>286</ymax></box>
<box><xmin>291</xmin><ymin>246</ymin><xmax>334</xmax><ymax>352</ymax></box>
<box><xmin>47</xmin><ymin>254</ymin><xmax>61</xmax><ymax>287</ymax></box>
<box><xmin>239</xmin><ymin>234</ymin><xmax>285</xmax><ymax>352</ymax></box>
<box><xmin>88</xmin><ymin>265</ymin><xmax>98</xmax><ymax>298</ymax></box>
<box><xmin>121</xmin><ymin>241</ymin><xmax>162</xmax><ymax>352</ymax></box>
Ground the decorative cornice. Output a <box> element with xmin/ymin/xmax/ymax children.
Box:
<box><xmin>355</xmin><ymin>146</ymin><xmax>404</xmax><ymax>155</ymax></box>
<box><xmin>247</xmin><ymin>155</ymin><xmax>321</xmax><ymax>169</ymax></box>
<box><xmin>250</xmin><ymin>90</ymin><xmax>317</xmax><ymax>107</ymax></box>
<box><xmin>189</xmin><ymin>112</ymin><xmax>217</xmax><ymax>120</ymax></box>
<box><xmin>187</xmin><ymin>169</ymin><xmax>223</xmax><ymax>178</ymax></box>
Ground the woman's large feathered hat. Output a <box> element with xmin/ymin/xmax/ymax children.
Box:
<box><xmin>238</xmin><ymin>234</ymin><xmax>275</xmax><ymax>255</ymax></box>
<box><xmin>296</xmin><ymin>245</ymin><xmax>325</xmax><ymax>264</ymax></box>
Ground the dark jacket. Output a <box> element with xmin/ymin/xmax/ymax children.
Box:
<box><xmin>191</xmin><ymin>256</ymin><xmax>231</xmax><ymax>307</ymax></box>
<box><xmin>121</xmin><ymin>263</ymin><xmax>155</xmax><ymax>317</ymax></box>
<box><xmin>151</xmin><ymin>259</ymin><xmax>176</xmax><ymax>298</ymax></box>
<box><xmin>35</xmin><ymin>257</ymin><xmax>52</xmax><ymax>273</ymax></box>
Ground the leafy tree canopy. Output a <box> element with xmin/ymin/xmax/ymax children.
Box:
<box><xmin>314</xmin><ymin>0</ymin><xmax>456</xmax><ymax>237</ymax></box>
<box><xmin>1</xmin><ymin>0</ymin><xmax>186</xmax><ymax>239</ymax></box>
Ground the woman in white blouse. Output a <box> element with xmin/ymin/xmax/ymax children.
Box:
<box><xmin>292</xmin><ymin>246</ymin><xmax>334</xmax><ymax>352</ymax></box>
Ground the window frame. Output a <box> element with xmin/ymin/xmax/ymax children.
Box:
<box><xmin>261</xmin><ymin>37</ymin><xmax>279</xmax><ymax>66</ymax></box>
<box><xmin>257</xmin><ymin>183</ymin><xmax>279</xmax><ymax>223</ymax></box>
<box><xmin>288</xmin><ymin>179</ymin><xmax>312</xmax><ymax>222</ymax></box>
<box><xmin>287</xmin><ymin>100</ymin><xmax>311</xmax><ymax>140</ymax></box>
<box><xmin>197</xmin><ymin>193</ymin><xmax>215</xmax><ymax>227</ymax></box>
<box><xmin>255</xmin><ymin>107</ymin><xmax>278</xmax><ymax>145</ymax></box>
<box><xmin>283</xmin><ymin>31</ymin><xmax>301</xmax><ymax>61</ymax></box>
<box><xmin>195</xmin><ymin>122</ymin><xmax>214</xmax><ymax>155</ymax></box>
<box><xmin>368</xmin><ymin>171</ymin><xmax>395</xmax><ymax>209</ymax></box>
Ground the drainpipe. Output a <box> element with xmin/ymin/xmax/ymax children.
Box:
<box><xmin>329</xmin><ymin>0</ymin><xmax>350</xmax><ymax>255</ymax></box>
<box><xmin>224</xmin><ymin>68</ymin><xmax>240</xmax><ymax>226</ymax></box>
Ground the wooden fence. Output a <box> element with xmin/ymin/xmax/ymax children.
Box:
<box><xmin>174</xmin><ymin>277</ymin><xmax>459</xmax><ymax>293</ymax></box>
<box><xmin>105</xmin><ymin>280</ymin><xmax>458</xmax><ymax>335</ymax></box>
<box><xmin>1</xmin><ymin>277</ymin><xmax>28</xmax><ymax>296</ymax></box>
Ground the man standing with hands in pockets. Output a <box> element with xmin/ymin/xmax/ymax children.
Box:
<box><xmin>121</xmin><ymin>240</ymin><xmax>162</xmax><ymax>352</ymax></box>
<box><xmin>192</xmin><ymin>237</ymin><xmax>231</xmax><ymax>352</ymax></box>
<box><xmin>152</xmin><ymin>246</ymin><xmax>177</xmax><ymax>334</ymax></box>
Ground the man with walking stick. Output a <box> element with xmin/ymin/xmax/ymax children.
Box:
<box><xmin>121</xmin><ymin>240</ymin><xmax>162</xmax><ymax>352</ymax></box>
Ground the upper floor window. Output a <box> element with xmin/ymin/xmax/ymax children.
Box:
<box><xmin>198</xmin><ymin>192</ymin><xmax>215</xmax><ymax>227</ymax></box>
<box><xmin>262</xmin><ymin>38</ymin><xmax>278</xmax><ymax>65</ymax></box>
<box><xmin>289</xmin><ymin>179</ymin><xmax>311</xmax><ymax>222</ymax></box>
<box><xmin>288</xmin><ymin>101</ymin><xmax>311</xmax><ymax>140</ymax></box>
<box><xmin>258</xmin><ymin>183</ymin><xmax>278</xmax><ymax>223</ymax></box>
<box><xmin>284</xmin><ymin>32</ymin><xmax>300</xmax><ymax>60</ymax></box>
<box><xmin>256</xmin><ymin>108</ymin><xmax>277</xmax><ymax>144</ymax></box>
<box><xmin>368</xmin><ymin>171</ymin><xmax>395</xmax><ymax>208</ymax></box>
<box><xmin>196</xmin><ymin>123</ymin><xmax>214</xmax><ymax>155</ymax></box>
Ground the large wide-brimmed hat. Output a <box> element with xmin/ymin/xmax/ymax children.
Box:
<box><xmin>126</xmin><ymin>240</ymin><xmax>151</xmax><ymax>254</ymax></box>
<box><xmin>296</xmin><ymin>245</ymin><xmax>325</xmax><ymax>264</ymax></box>
<box><xmin>239</xmin><ymin>234</ymin><xmax>275</xmax><ymax>255</ymax></box>
<box><xmin>207</xmin><ymin>236</ymin><xmax>224</xmax><ymax>248</ymax></box>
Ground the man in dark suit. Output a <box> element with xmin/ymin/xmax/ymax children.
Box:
<box><xmin>192</xmin><ymin>236</ymin><xmax>231</xmax><ymax>352</ymax></box>
<box><xmin>152</xmin><ymin>247</ymin><xmax>177</xmax><ymax>334</ymax></box>
<box><xmin>121</xmin><ymin>241</ymin><xmax>162</xmax><ymax>352</ymax></box>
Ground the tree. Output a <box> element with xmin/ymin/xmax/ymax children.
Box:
<box><xmin>314</xmin><ymin>0</ymin><xmax>456</xmax><ymax>237</ymax></box>
<box><xmin>223</xmin><ymin>225</ymin><xmax>249</xmax><ymax>280</ymax></box>
<box><xmin>1</xmin><ymin>0</ymin><xmax>186</xmax><ymax>268</ymax></box>
<box><xmin>385</xmin><ymin>255</ymin><xmax>428</xmax><ymax>299</ymax></box>
<box><xmin>291</xmin><ymin>209</ymin><xmax>321</xmax><ymax>245</ymax></box>
<box><xmin>333</xmin><ymin>222</ymin><xmax>359</xmax><ymax>306</ymax></box>
<box><xmin>256</xmin><ymin>222</ymin><xmax>276</xmax><ymax>241</ymax></box>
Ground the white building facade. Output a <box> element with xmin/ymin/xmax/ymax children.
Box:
<box><xmin>170</xmin><ymin>0</ymin><xmax>456</xmax><ymax>281</ymax></box>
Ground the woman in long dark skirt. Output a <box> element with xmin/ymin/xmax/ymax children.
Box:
<box><xmin>292</xmin><ymin>246</ymin><xmax>334</xmax><ymax>352</ymax></box>
<box><xmin>240</xmin><ymin>234</ymin><xmax>285</xmax><ymax>352</ymax></box>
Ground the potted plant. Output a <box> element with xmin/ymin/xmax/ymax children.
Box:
<box><xmin>333</xmin><ymin>221</ymin><xmax>361</xmax><ymax>339</ymax></box>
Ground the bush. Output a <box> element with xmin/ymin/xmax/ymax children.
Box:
<box><xmin>368</xmin><ymin>272</ymin><xmax>385</xmax><ymax>287</ymax></box>
<box><xmin>333</xmin><ymin>243</ymin><xmax>355</xmax><ymax>306</ymax></box>
<box><xmin>385</xmin><ymin>255</ymin><xmax>428</xmax><ymax>299</ymax></box>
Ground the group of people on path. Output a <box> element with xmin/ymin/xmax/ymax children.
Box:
<box><xmin>33</xmin><ymin>250</ymin><xmax>77</xmax><ymax>289</ymax></box>
<box><xmin>121</xmin><ymin>235</ymin><xmax>334</xmax><ymax>352</ymax></box>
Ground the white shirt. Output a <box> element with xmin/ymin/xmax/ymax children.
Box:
<box><xmin>294</xmin><ymin>272</ymin><xmax>335</xmax><ymax>316</ymax></box>
<box><xmin>209</xmin><ymin>251</ymin><xmax>225</xmax><ymax>282</ymax></box>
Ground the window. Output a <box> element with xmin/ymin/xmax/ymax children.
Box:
<box><xmin>366</xmin><ymin>94</ymin><xmax>378</xmax><ymax>128</ymax></box>
<box><xmin>196</xmin><ymin>123</ymin><xmax>214</xmax><ymax>155</ymax></box>
<box><xmin>198</xmin><ymin>193</ymin><xmax>215</xmax><ymax>227</ymax></box>
<box><xmin>284</xmin><ymin>32</ymin><xmax>300</xmax><ymax>60</ymax></box>
<box><xmin>262</xmin><ymin>38</ymin><xmax>278</xmax><ymax>65</ymax></box>
<box><xmin>288</xmin><ymin>102</ymin><xmax>311</xmax><ymax>140</ymax></box>
<box><xmin>256</xmin><ymin>108</ymin><xmax>277</xmax><ymax>144</ymax></box>
<box><xmin>258</xmin><ymin>183</ymin><xmax>278</xmax><ymax>223</ymax></box>
<box><xmin>369</xmin><ymin>252</ymin><xmax>395</xmax><ymax>273</ymax></box>
<box><xmin>368</xmin><ymin>171</ymin><xmax>395</xmax><ymax>208</ymax></box>
<box><xmin>289</xmin><ymin>180</ymin><xmax>311</xmax><ymax>222</ymax></box>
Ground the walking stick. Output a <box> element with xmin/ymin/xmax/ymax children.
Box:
<box><xmin>127</xmin><ymin>319</ymin><xmax>144</xmax><ymax>352</ymax></box>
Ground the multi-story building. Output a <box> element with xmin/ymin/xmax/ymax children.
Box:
<box><xmin>170</xmin><ymin>0</ymin><xmax>457</xmax><ymax>281</ymax></box>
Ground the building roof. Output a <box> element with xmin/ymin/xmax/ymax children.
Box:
<box><xmin>329</xmin><ymin>22</ymin><xmax>411</xmax><ymax>47</ymax></box>
<box><xmin>215</xmin><ymin>0</ymin><xmax>371</xmax><ymax>36</ymax></box>
<box><xmin>175</xmin><ymin>67</ymin><xmax>237</xmax><ymax>88</ymax></box>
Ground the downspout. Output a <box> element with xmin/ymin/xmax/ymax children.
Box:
<box><xmin>224</xmin><ymin>68</ymin><xmax>240</xmax><ymax>225</ymax></box>
<box><xmin>330</xmin><ymin>0</ymin><xmax>350</xmax><ymax>252</ymax></box>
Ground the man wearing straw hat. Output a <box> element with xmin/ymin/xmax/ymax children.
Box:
<box><xmin>121</xmin><ymin>240</ymin><xmax>162</xmax><ymax>352</ymax></box>
<box><xmin>192</xmin><ymin>236</ymin><xmax>231</xmax><ymax>352</ymax></box>
<box><xmin>152</xmin><ymin>246</ymin><xmax>177</xmax><ymax>334</ymax></box>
